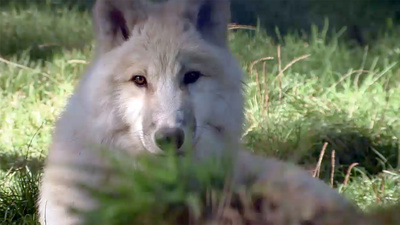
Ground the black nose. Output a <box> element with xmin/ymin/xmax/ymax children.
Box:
<box><xmin>154</xmin><ymin>127</ymin><xmax>185</xmax><ymax>150</ymax></box>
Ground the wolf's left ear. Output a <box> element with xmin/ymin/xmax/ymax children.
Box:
<box><xmin>183</xmin><ymin>0</ymin><xmax>230</xmax><ymax>47</ymax></box>
<box><xmin>93</xmin><ymin>0</ymin><xmax>148</xmax><ymax>53</ymax></box>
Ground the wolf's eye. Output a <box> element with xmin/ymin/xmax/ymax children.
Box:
<box><xmin>184</xmin><ymin>71</ymin><xmax>202</xmax><ymax>85</ymax></box>
<box><xmin>131</xmin><ymin>75</ymin><xmax>147</xmax><ymax>87</ymax></box>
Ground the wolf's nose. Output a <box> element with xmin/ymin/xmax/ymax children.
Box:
<box><xmin>154</xmin><ymin>127</ymin><xmax>185</xmax><ymax>151</ymax></box>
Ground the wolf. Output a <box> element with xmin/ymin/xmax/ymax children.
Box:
<box><xmin>38</xmin><ymin>0</ymin><xmax>244</xmax><ymax>224</ymax></box>
<box><xmin>38</xmin><ymin>0</ymin><xmax>357</xmax><ymax>224</ymax></box>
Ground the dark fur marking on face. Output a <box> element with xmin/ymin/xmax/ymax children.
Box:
<box><xmin>207</xmin><ymin>122</ymin><xmax>223</xmax><ymax>134</ymax></box>
<box><xmin>109</xmin><ymin>8</ymin><xmax>129</xmax><ymax>40</ymax></box>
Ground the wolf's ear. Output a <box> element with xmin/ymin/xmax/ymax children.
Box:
<box><xmin>93</xmin><ymin>0</ymin><xmax>148</xmax><ymax>53</ymax></box>
<box><xmin>183</xmin><ymin>0</ymin><xmax>230</xmax><ymax>47</ymax></box>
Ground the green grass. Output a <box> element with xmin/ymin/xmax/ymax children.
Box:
<box><xmin>0</xmin><ymin>1</ymin><xmax>400</xmax><ymax>224</ymax></box>
<box><xmin>238</xmin><ymin>23</ymin><xmax>400</xmax><ymax>176</ymax></box>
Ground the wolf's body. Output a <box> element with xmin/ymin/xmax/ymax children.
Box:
<box><xmin>38</xmin><ymin>0</ymin><xmax>357</xmax><ymax>224</ymax></box>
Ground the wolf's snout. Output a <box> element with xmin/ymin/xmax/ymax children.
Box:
<box><xmin>154</xmin><ymin>127</ymin><xmax>185</xmax><ymax>150</ymax></box>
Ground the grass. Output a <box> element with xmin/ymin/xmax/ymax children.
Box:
<box><xmin>239</xmin><ymin>23</ymin><xmax>400</xmax><ymax>175</ymax></box>
<box><xmin>0</xmin><ymin>1</ymin><xmax>400</xmax><ymax>224</ymax></box>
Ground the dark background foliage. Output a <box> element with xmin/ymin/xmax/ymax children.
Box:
<box><xmin>2</xmin><ymin>0</ymin><xmax>400</xmax><ymax>44</ymax></box>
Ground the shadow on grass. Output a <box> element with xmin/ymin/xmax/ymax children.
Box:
<box><xmin>0</xmin><ymin>0</ymin><xmax>94</xmax><ymax>62</ymax></box>
<box><xmin>314</xmin><ymin>130</ymin><xmax>398</xmax><ymax>173</ymax></box>
<box><xmin>0</xmin><ymin>0</ymin><xmax>94</xmax><ymax>11</ymax></box>
<box><xmin>0</xmin><ymin>165</ymin><xmax>41</xmax><ymax>225</ymax></box>
<box><xmin>245</xmin><ymin>124</ymin><xmax>399</xmax><ymax>184</ymax></box>
<box><xmin>1</xmin><ymin>0</ymin><xmax>399</xmax><ymax>61</ymax></box>
<box><xmin>0</xmin><ymin>152</ymin><xmax>44</xmax><ymax>175</ymax></box>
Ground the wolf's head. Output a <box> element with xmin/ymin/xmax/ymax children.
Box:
<box><xmin>79</xmin><ymin>0</ymin><xmax>244</xmax><ymax>159</ymax></box>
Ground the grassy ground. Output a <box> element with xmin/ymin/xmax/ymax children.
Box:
<box><xmin>0</xmin><ymin>1</ymin><xmax>400</xmax><ymax>224</ymax></box>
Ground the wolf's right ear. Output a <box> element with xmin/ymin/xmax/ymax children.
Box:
<box><xmin>93</xmin><ymin>0</ymin><xmax>148</xmax><ymax>54</ymax></box>
<box><xmin>181</xmin><ymin>0</ymin><xmax>231</xmax><ymax>47</ymax></box>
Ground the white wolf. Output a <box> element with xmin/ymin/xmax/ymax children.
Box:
<box><xmin>38</xmin><ymin>0</ymin><xmax>356</xmax><ymax>224</ymax></box>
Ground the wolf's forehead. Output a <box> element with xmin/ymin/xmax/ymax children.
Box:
<box><xmin>141</xmin><ymin>14</ymin><xmax>194</xmax><ymax>45</ymax></box>
<box><xmin>125</xmin><ymin>17</ymin><xmax>207</xmax><ymax>74</ymax></box>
